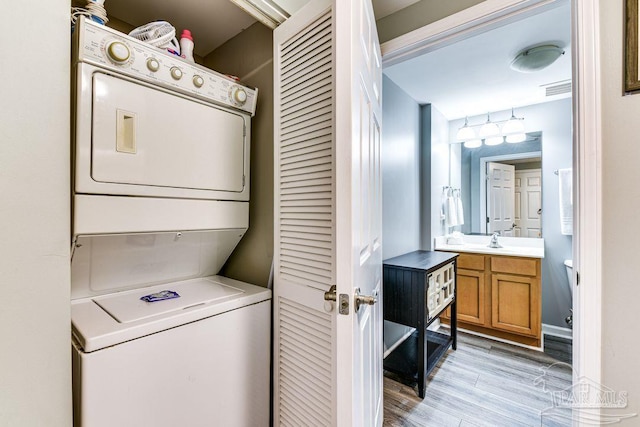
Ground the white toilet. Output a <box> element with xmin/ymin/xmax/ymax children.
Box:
<box><xmin>564</xmin><ymin>259</ymin><xmax>573</xmax><ymax>297</ymax></box>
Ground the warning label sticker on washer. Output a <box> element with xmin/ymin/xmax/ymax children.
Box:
<box><xmin>140</xmin><ymin>290</ymin><xmax>180</xmax><ymax>303</ymax></box>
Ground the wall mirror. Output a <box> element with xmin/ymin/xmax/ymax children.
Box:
<box><xmin>461</xmin><ymin>132</ymin><xmax>543</xmax><ymax>238</ymax></box>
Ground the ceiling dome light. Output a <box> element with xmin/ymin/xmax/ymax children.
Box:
<box><xmin>463</xmin><ymin>139</ymin><xmax>482</xmax><ymax>148</ymax></box>
<box><xmin>456</xmin><ymin>117</ymin><xmax>476</xmax><ymax>142</ymax></box>
<box><xmin>510</xmin><ymin>44</ymin><xmax>565</xmax><ymax>73</ymax></box>
<box><xmin>479</xmin><ymin>113</ymin><xmax>500</xmax><ymax>139</ymax></box>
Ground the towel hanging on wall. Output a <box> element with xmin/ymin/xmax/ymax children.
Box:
<box><xmin>558</xmin><ymin>168</ymin><xmax>573</xmax><ymax>235</ymax></box>
<box><xmin>445</xmin><ymin>189</ymin><xmax>458</xmax><ymax>227</ymax></box>
<box><xmin>455</xmin><ymin>190</ymin><xmax>464</xmax><ymax>226</ymax></box>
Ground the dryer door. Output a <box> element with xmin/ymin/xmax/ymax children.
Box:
<box><xmin>78</xmin><ymin>71</ymin><xmax>249</xmax><ymax>200</ymax></box>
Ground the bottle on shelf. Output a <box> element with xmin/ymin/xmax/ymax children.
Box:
<box><xmin>180</xmin><ymin>29</ymin><xmax>195</xmax><ymax>63</ymax></box>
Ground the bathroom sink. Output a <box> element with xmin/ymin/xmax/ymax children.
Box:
<box><xmin>434</xmin><ymin>237</ymin><xmax>544</xmax><ymax>258</ymax></box>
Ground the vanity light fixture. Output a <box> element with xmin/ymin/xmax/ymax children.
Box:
<box><xmin>454</xmin><ymin>108</ymin><xmax>526</xmax><ymax>148</ymax></box>
<box><xmin>456</xmin><ymin>117</ymin><xmax>476</xmax><ymax>142</ymax></box>
<box><xmin>502</xmin><ymin>108</ymin><xmax>526</xmax><ymax>143</ymax></box>
<box><xmin>484</xmin><ymin>136</ymin><xmax>504</xmax><ymax>146</ymax></box>
<box><xmin>506</xmin><ymin>133</ymin><xmax>527</xmax><ymax>143</ymax></box>
<box><xmin>478</xmin><ymin>113</ymin><xmax>501</xmax><ymax>139</ymax></box>
<box><xmin>463</xmin><ymin>139</ymin><xmax>482</xmax><ymax>148</ymax></box>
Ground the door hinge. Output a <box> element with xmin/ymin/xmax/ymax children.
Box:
<box><xmin>576</xmin><ymin>271</ymin><xmax>580</xmax><ymax>286</ymax></box>
<box><xmin>486</xmin><ymin>216</ymin><xmax>490</xmax><ymax>224</ymax></box>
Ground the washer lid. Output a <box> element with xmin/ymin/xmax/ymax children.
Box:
<box><xmin>93</xmin><ymin>278</ymin><xmax>244</xmax><ymax>323</ymax></box>
<box><xmin>72</xmin><ymin>275</ymin><xmax>272</xmax><ymax>353</ymax></box>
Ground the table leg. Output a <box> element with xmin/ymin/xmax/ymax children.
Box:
<box><xmin>451</xmin><ymin>299</ymin><xmax>457</xmax><ymax>351</ymax></box>
<box><xmin>417</xmin><ymin>321</ymin><xmax>426</xmax><ymax>398</ymax></box>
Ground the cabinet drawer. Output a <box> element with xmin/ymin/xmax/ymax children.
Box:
<box><xmin>491</xmin><ymin>256</ymin><xmax>537</xmax><ymax>276</ymax></box>
<box><xmin>457</xmin><ymin>253</ymin><xmax>485</xmax><ymax>270</ymax></box>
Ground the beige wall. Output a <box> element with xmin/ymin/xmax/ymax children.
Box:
<box><xmin>0</xmin><ymin>2</ymin><xmax>72</xmax><ymax>426</ymax></box>
<box><xmin>204</xmin><ymin>23</ymin><xmax>274</xmax><ymax>288</ymax></box>
<box><xmin>376</xmin><ymin>0</ymin><xmax>485</xmax><ymax>43</ymax></box>
<box><xmin>599</xmin><ymin>0</ymin><xmax>640</xmax><ymax>422</ymax></box>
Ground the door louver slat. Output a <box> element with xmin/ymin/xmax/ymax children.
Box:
<box><xmin>278</xmin><ymin>298</ymin><xmax>332</xmax><ymax>425</ymax></box>
<box><xmin>282</xmin><ymin>75</ymin><xmax>332</xmax><ymax>104</ymax></box>
<box><xmin>276</xmin><ymin>7</ymin><xmax>335</xmax><ymax>426</ymax></box>
<box><xmin>281</xmin><ymin>104</ymin><xmax>332</xmax><ymax>129</ymax></box>
<box><xmin>280</xmin><ymin>128</ymin><xmax>331</xmax><ymax>149</ymax></box>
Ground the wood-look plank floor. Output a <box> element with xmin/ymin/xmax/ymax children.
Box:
<box><xmin>383</xmin><ymin>332</ymin><xmax>573</xmax><ymax>426</ymax></box>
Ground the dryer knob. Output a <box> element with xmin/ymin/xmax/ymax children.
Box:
<box><xmin>230</xmin><ymin>86</ymin><xmax>247</xmax><ymax>105</ymax></box>
<box><xmin>146</xmin><ymin>58</ymin><xmax>160</xmax><ymax>72</ymax></box>
<box><xmin>170</xmin><ymin>67</ymin><xmax>183</xmax><ymax>80</ymax></box>
<box><xmin>106</xmin><ymin>41</ymin><xmax>130</xmax><ymax>64</ymax></box>
<box><xmin>193</xmin><ymin>75</ymin><xmax>204</xmax><ymax>88</ymax></box>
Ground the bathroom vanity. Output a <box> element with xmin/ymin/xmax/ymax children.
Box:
<box><xmin>435</xmin><ymin>236</ymin><xmax>544</xmax><ymax>348</ymax></box>
<box><xmin>382</xmin><ymin>250</ymin><xmax>458</xmax><ymax>398</ymax></box>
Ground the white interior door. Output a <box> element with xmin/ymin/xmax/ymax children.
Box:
<box><xmin>335</xmin><ymin>0</ymin><xmax>383</xmax><ymax>425</ymax></box>
<box><xmin>487</xmin><ymin>162</ymin><xmax>515</xmax><ymax>236</ymax></box>
<box><xmin>273</xmin><ymin>0</ymin><xmax>383</xmax><ymax>426</ymax></box>
<box><xmin>514</xmin><ymin>169</ymin><xmax>542</xmax><ymax>237</ymax></box>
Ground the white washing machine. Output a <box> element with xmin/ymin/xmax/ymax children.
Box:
<box><xmin>70</xmin><ymin>18</ymin><xmax>269</xmax><ymax>427</ymax></box>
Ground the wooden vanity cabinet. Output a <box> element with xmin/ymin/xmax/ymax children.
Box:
<box><xmin>490</xmin><ymin>256</ymin><xmax>541</xmax><ymax>338</ymax></box>
<box><xmin>455</xmin><ymin>253</ymin><xmax>488</xmax><ymax>326</ymax></box>
<box><xmin>441</xmin><ymin>252</ymin><xmax>541</xmax><ymax>347</ymax></box>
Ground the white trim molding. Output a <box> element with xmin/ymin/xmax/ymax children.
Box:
<box><xmin>381</xmin><ymin>0</ymin><xmax>563</xmax><ymax>67</ymax></box>
<box><xmin>571</xmin><ymin>0</ymin><xmax>603</xmax><ymax>420</ymax></box>
<box><xmin>543</xmin><ymin>323</ymin><xmax>573</xmax><ymax>341</ymax></box>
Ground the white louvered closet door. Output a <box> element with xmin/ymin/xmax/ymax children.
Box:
<box><xmin>273</xmin><ymin>0</ymin><xmax>383</xmax><ymax>425</ymax></box>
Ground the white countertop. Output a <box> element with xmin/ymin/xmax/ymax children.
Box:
<box><xmin>434</xmin><ymin>235</ymin><xmax>544</xmax><ymax>258</ymax></box>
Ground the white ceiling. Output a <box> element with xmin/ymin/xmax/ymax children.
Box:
<box><xmin>383</xmin><ymin>1</ymin><xmax>572</xmax><ymax>120</ymax></box>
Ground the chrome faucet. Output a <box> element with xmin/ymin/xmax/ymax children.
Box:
<box><xmin>488</xmin><ymin>232</ymin><xmax>503</xmax><ymax>248</ymax></box>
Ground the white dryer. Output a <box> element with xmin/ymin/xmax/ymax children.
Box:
<box><xmin>70</xmin><ymin>18</ymin><xmax>269</xmax><ymax>427</ymax></box>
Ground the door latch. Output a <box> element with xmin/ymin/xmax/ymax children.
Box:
<box><xmin>324</xmin><ymin>285</ymin><xmax>349</xmax><ymax>315</ymax></box>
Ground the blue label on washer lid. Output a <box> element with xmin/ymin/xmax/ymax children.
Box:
<box><xmin>140</xmin><ymin>290</ymin><xmax>180</xmax><ymax>303</ymax></box>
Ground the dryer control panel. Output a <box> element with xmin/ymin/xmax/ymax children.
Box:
<box><xmin>73</xmin><ymin>17</ymin><xmax>258</xmax><ymax>116</ymax></box>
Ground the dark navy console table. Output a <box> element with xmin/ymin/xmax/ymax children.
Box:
<box><xmin>382</xmin><ymin>250</ymin><xmax>458</xmax><ymax>398</ymax></box>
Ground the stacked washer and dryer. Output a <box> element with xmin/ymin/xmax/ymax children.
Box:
<box><xmin>71</xmin><ymin>18</ymin><xmax>270</xmax><ymax>427</ymax></box>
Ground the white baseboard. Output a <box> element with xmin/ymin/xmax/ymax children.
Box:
<box><xmin>542</xmin><ymin>323</ymin><xmax>573</xmax><ymax>341</ymax></box>
<box><xmin>438</xmin><ymin>324</ymin><xmax>543</xmax><ymax>352</ymax></box>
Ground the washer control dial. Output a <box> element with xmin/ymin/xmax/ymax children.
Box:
<box><xmin>170</xmin><ymin>67</ymin><xmax>183</xmax><ymax>80</ymax></box>
<box><xmin>229</xmin><ymin>86</ymin><xmax>247</xmax><ymax>105</ymax></box>
<box><xmin>193</xmin><ymin>75</ymin><xmax>204</xmax><ymax>88</ymax></box>
<box><xmin>106</xmin><ymin>40</ymin><xmax>130</xmax><ymax>64</ymax></box>
<box><xmin>146</xmin><ymin>58</ymin><xmax>160</xmax><ymax>72</ymax></box>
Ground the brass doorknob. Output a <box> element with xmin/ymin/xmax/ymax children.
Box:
<box><xmin>355</xmin><ymin>288</ymin><xmax>377</xmax><ymax>311</ymax></box>
<box><xmin>323</xmin><ymin>285</ymin><xmax>337</xmax><ymax>302</ymax></box>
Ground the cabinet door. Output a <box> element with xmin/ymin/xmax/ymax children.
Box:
<box><xmin>456</xmin><ymin>268</ymin><xmax>486</xmax><ymax>326</ymax></box>
<box><xmin>491</xmin><ymin>273</ymin><xmax>540</xmax><ymax>337</ymax></box>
